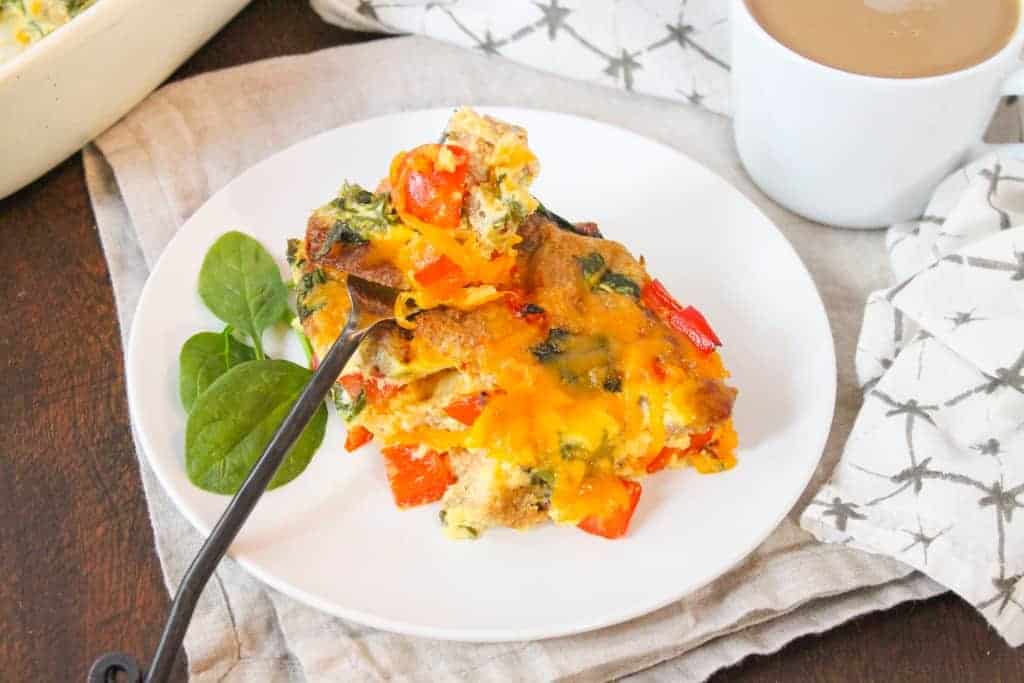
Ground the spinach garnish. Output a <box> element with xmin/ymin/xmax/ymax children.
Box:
<box><xmin>179</xmin><ymin>327</ymin><xmax>256</xmax><ymax>413</ymax></box>
<box><xmin>179</xmin><ymin>231</ymin><xmax>328</xmax><ymax>494</ymax></box>
<box><xmin>185</xmin><ymin>360</ymin><xmax>328</xmax><ymax>494</ymax></box>
<box><xmin>315</xmin><ymin>183</ymin><xmax>397</xmax><ymax>257</ymax></box>
<box><xmin>576</xmin><ymin>252</ymin><xmax>640</xmax><ymax>299</ymax></box>
<box><xmin>198</xmin><ymin>231</ymin><xmax>289</xmax><ymax>360</ymax></box>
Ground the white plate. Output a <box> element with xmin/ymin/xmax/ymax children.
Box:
<box><xmin>127</xmin><ymin>107</ymin><xmax>836</xmax><ymax>642</ymax></box>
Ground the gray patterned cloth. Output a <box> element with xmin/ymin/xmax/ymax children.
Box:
<box><xmin>311</xmin><ymin>0</ymin><xmax>733</xmax><ymax>114</ymax></box>
<box><xmin>83</xmin><ymin>35</ymin><xmax>968</xmax><ymax>682</ymax></box>
<box><xmin>802</xmin><ymin>155</ymin><xmax>1024</xmax><ymax>646</ymax></box>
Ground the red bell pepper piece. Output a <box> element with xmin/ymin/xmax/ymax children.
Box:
<box><xmin>646</xmin><ymin>429</ymin><xmax>716</xmax><ymax>474</ymax></box>
<box><xmin>645</xmin><ymin>448</ymin><xmax>677</xmax><ymax>475</ymax></box>
<box><xmin>641</xmin><ymin>279</ymin><xmax>722</xmax><ymax>354</ymax></box>
<box><xmin>504</xmin><ymin>290</ymin><xmax>547</xmax><ymax>325</ymax></box>
<box><xmin>414</xmin><ymin>254</ymin><xmax>466</xmax><ymax>295</ymax></box>
<box><xmin>338</xmin><ymin>373</ymin><xmax>401</xmax><ymax>405</ymax></box>
<box><xmin>650</xmin><ymin>356</ymin><xmax>667</xmax><ymax>382</ymax></box>
<box><xmin>444</xmin><ymin>393</ymin><xmax>488</xmax><ymax>426</ymax></box>
<box><xmin>344</xmin><ymin>425</ymin><xmax>374</xmax><ymax>452</ymax></box>
<box><xmin>392</xmin><ymin>143</ymin><xmax>470</xmax><ymax>229</ymax></box>
<box><xmin>381</xmin><ymin>445</ymin><xmax>457</xmax><ymax>508</ymax></box>
<box><xmin>577</xmin><ymin>478</ymin><xmax>643</xmax><ymax>539</ymax></box>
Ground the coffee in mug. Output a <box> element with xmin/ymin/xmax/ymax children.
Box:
<box><xmin>745</xmin><ymin>0</ymin><xmax>1019</xmax><ymax>79</ymax></box>
<box><xmin>731</xmin><ymin>0</ymin><xmax>1024</xmax><ymax>228</ymax></box>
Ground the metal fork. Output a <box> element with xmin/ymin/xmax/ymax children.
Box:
<box><xmin>89</xmin><ymin>275</ymin><xmax>399</xmax><ymax>683</ymax></box>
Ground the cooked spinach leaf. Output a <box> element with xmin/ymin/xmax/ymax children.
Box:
<box><xmin>530</xmin><ymin>468</ymin><xmax>555</xmax><ymax>489</ymax></box>
<box><xmin>295</xmin><ymin>268</ymin><xmax>328</xmax><ymax>321</ymax></box>
<box><xmin>285</xmin><ymin>238</ymin><xmax>304</xmax><ymax>269</ymax></box>
<box><xmin>577</xmin><ymin>251</ymin><xmax>640</xmax><ymax>299</ymax></box>
<box><xmin>597</xmin><ymin>271</ymin><xmax>641</xmax><ymax>298</ymax></box>
<box><xmin>602</xmin><ymin>372</ymin><xmax>623</xmax><ymax>393</ymax></box>
<box><xmin>577</xmin><ymin>252</ymin><xmax>607</xmax><ymax>288</ymax></box>
<box><xmin>315</xmin><ymin>183</ymin><xmax>397</xmax><ymax>257</ymax></box>
<box><xmin>531</xmin><ymin>329</ymin><xmax>622</xmax><ymax>392</ymax></box>
<box><xmin>297</xmin><ymin>268</ymin><xmax>327</xmax><ymax>297</ymax></box>
<box><xmin>185</xmin><ymin>359</ymin><xmax>327</xmax><ymax>494</ymax></box>
<box><xmin>535</xmin><ymin>202</ymin><xmax>604</xmax><ymax>238</ymax></box>
<box><xmin>198</xmin><ymin>231</ymin><xmax>289</xmax><ymax>359</ymax></box>
<box><xmin>315</xmin><ymin>221</ymin><xmax>369</xmax><ymax>253</ymax></box>
<box><xmin>178</xmin><ymin>328</ymin><xmax>257</xmax><ymax>413</ymax></box>
<box><xmin>530</xmin><ymin>328</ymin><xmax>570</xmax><ymax>362</ymax></box>
<box><xmin>331</xmin><ymin>385</ymin><xmax>366</xmax><ymax>422</ymax></box>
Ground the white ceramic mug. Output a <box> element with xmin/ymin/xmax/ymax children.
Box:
<box><xmin>731</xmin><ymin>0</ymin><xmax>1024</xmax><ymax>229</ymax></box>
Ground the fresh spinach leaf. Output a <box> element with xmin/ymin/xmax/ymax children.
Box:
<box><xmin>186</xmin><ymin>359</ymin><xmax>327</xmax><ymax>494</ymax></box>
<box><xmin>179</xmin><ymin>328</ymin><xmax>257</xmax><ymax>413</ymax></box>
<box><xmin>198</xmin><ymin>231</ymin><xmax>289</xmax><ymax>359</ymax></box>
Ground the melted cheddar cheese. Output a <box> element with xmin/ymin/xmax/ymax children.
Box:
<box><xmin>291</xmin><ymin>109</ymin><xmax>738</xmax><ymax>539</ymax></box>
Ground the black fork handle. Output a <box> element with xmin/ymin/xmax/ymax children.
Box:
<box><xmin>89</xmin><ymin>318</ymin><xmax>366</xmax><ymax>683</ymax></box>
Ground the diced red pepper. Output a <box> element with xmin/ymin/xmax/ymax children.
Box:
<box><xmin>650</xmin><ymin>356</ymin><xmax>667</xmax><ymax>382</ymax></box>
<box><xmin>574</xmin><ymin>221</ymin><xmax>602</xmax><ymax>237</ymax></box>
<box><xmin>504</xmin><ymin>290</ymin><xmax>547</xmax><ymax>325</ymax></box>
<box><xmin>444</xmin><ymin>393</ymin><xmax>488</xmax><ymax>426</ymax></box>
<box><xmin>645</xmin><ymin>447</ymin><xmax>678</xmax><ymax>474</ymax></box>
<box><xmin>391</xmin><ymin>144</ymin><xmax>470</xmax><ymax>229</ymax></box>
<box><xmin>338</xmin><ymin>373</ymin><xmax>363</xmax><ymax>398</ymax></box>
<box><xmin>338</xmin><ymin>373</ymin><xmax>401</xmax><ymax>405</ymax></box>
<box><xmin>344</xmin><ymin>425</ymin><xmax>374</xmax><ymax>452</ymax></box>
<box><xmin>686</xmin><ymin>428</ymin><xmax>716</xmax><ymax>453</ymax></box>
<box><xmin>577</xmin><ymin>478</ymin><xmax>642</xmax><ymax>539</ymax></box>
<box><xmin>381</xmin><ymin>445</ymin><xmax>457</xmax><ymax>508</ymax></box>
<box><xmin>414</xmin><ymin>254</ymin><xmax>466</xmax><ymax>296</ymax></box>
<box><xmin>645</xmin><ymin>429</ymin><xmax>716</xmax><ymax>474</ymax></box>
<box><xmin>641</xmin><ymin>279</ymin><xmax>722</xmax><ymax>354</ymax></box>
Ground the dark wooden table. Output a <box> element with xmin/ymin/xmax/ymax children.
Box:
<box><xmin>1</xmin><ymin>2</ymin><xmax>1022</xmax><ymax>681</ymax></box>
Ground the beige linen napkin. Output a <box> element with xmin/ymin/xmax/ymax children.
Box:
<box><xmin>84</xmin><ymin>36</ymin><xmax>944</xmax><ymax>682</ymax></box>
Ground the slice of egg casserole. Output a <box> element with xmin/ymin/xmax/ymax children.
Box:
<box><xmin>288</xmin><ymin>108</ymin><xmax>737</xmax><ymax>539</ymax></box>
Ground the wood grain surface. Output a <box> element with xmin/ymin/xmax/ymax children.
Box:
<box><xmin>0</xmin><ymin>2</ymin><xmax>1021</xmax><ymax>681</ymax></box>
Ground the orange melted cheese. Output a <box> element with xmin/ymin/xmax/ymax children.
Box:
<box><xmin>297</xmin><ymin>108</ymin><xmax>736</xmax><ymax>532</ymax></box>
<box><xmin>375</xmin><ymin>295</ymin><xmax>734</xmax><ymax>525</ymax></box>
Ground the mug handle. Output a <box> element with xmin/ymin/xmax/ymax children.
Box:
<box><xmin>970</xmin><ymin>66</ymin><xmax>1024</xmax><ymax>161</ymax></box>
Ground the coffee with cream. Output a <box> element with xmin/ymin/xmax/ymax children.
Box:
<box><xmin>745</xmin><ymin>0</ymin><xmax>1019</xmax><ymax>78</ymax></box>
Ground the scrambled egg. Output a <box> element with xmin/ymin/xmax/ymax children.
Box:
<box><xmin>0</xmin><ymin>0</ymin><xmax>95</xmax><ymax>64</ymax></box>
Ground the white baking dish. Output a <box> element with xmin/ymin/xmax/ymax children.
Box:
<box><xmin>0</xmin><ymin>0</ymin><xmax>249</xmax><ymax>199</ymax></box>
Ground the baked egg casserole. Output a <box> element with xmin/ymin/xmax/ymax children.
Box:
<box><xmin>0</xmin><ymin>0</ymin><xmax>95</xmax><ymax>64</ymax></box>
<box><xmin>288</xmin><ymin>108</ymin><xmax>738</xmax><ymax>539</ymax></box>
